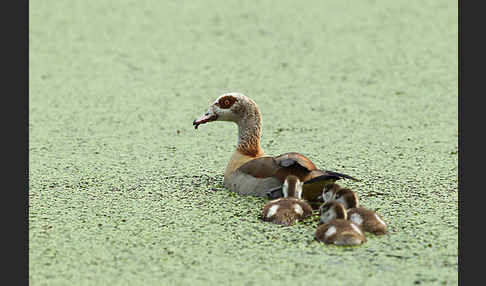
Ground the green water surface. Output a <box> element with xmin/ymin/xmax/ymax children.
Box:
<box><xmin>29</xmin><ymin>0</ymin><xmax>458</xmax><ymax>285</ymax></box>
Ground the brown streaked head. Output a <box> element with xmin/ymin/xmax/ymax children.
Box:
<box><xmin>321</xmin><ymin>183</ymin><xmax>341</xmax><ymax>202</ymax></box>
<box><xmin>334</xmin><ymin>188</ymin><xmax>359</xmax><ymax>209</ymax></box>
<box><xmin>319</xmin><ymin>201</ymin><xmax>347</xmax><ymax>223</ymax></box>
<box><xmin>282</xmin><ymin>175</ymin><xmax>304</xmax><ymax>199</ymax></box>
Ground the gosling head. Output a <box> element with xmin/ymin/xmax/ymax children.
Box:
<box><xmin>282</xmin><ymin>175</ymin><xmax>304</xmax><ymax>199</ymax></box>
<box><xmin>321</xmin><ymin>183</ymin><xmax>341</xmax><ymax>202</ymax></box>
<box><xmin>319</xmin><ymin>201</ymin><xmax>347</xmax><ymax>224</ymax></box>
<box><xmin>334</xmin><ymin>188</ymin><xmax>359</xmax><ymax>209</ymax></box>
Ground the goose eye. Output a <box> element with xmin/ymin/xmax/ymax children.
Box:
<box><xmin>218</xmin><ymin>96</ymin><xmax>236</xmax><ymax>109</ymax></box>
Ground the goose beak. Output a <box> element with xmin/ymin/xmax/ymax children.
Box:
<box><xmin>193</xmin><ymin>111</ymin><xmax>218</xmax><ymax>129</ymax></box>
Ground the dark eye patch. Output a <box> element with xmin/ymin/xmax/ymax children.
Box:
<box><xmin>216</xmin><ymin>95</ymin><xmax>237</xmax><ymax>109</ymax></box>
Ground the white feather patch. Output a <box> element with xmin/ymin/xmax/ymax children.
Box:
<box><xmin>293</xmin><ymin>204</ymin><xmax>303</xmax><ymax>215</ymax></box>
<box><xmin>267</xmin><ymin>205</ymin><xmax>279</xmax><ymax>218</ymax></box>
<box><xmin>350</xmin><ymin>223</ymin><xmax>363</xmax><ymax>235</ymax></box>
<box><xmin>325</xmin><ymin>226</ymin><xmax>337</xmax><ymax>238</ymax></box>
<box><xmin>282</xmin><ymin>180</ymin><xmax>289</xmax><ymax>198</ymax></box>
<box><xmin>296</xmin><ymin>182</ymin><xmax>303</xmax><ymax>199</ymax></box>
<box><xmin>375</xmin><ymin>213</ymin><xmax>386</xmax><ymax>226</ymax></box>
<box><xmin>350</xmin><ymin>213</ymin><xmax>363</xmax><ymax>225</ymax></box>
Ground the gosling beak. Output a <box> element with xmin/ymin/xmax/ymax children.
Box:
<box><xmin>193</xmin><ymin>111</ymin><xmax>218</xmax><ymax>129</ymax></box>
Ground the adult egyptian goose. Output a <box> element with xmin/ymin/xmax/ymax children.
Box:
<box><xmin>261</xmin><ymin>175</ymin><xmax>313</xmax><ymax>226</ymax></box>
<box><xmin>192</xmin><ymin>92</ymin><xmax>359</xmax><ymax>201</ymax></box>
<box><xmin>315</xmin><ymin>201</ymin><xmax>366</xmax><ymax>246</ymax></box>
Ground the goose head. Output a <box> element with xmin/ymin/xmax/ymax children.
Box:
<box><xmin>193</xmin><ymin>92</ymin><xmax>263</xmax><ymax>157</ymax></box>
<box><xmin>192</xmin><ymin>93</ymin><xmax>259</xmax><ymax>128</ymax></box>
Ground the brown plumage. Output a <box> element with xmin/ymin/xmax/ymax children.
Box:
<box><xmin>347</xmin><ymin>207</ymin><xmax>387</xmax><ymax>235</ymax></box>
<box><xmin>321</xmin><ymin>183</ymin><xmax>342</xmax><ymax>203</ymax></box>
<box><xmin>322</xmin><ymin>185</ymin><xmax>387</xmax><ymax>235</ymax></box>
<box><xmin>314</xmin><ymin>201</ymin><xmax>366</xmax><ymax>246</ymax></box>
<box><xmin>261</xmin><ymin>175</ymin><xmax>313</xmax><ymax>226</ymax></box>
<box><xmin>314</xmin><ymin>219</ymin><xmax>367</xmax><ymax>246</ymax></box>
<box><xmin>261</xmin><ymin>198</ymin><xmax>313</xmax><ymax>226</ymax></box>
<box><xmin>192</xmin><ymin>93</ymin><xmax>359</xmax><ymax>200</ymax></box>
<box><xmin>238</xmin><ymin>154</ymin><xmax>353</xmax><ymax>200</ymax></box>
<box><xmin>334</xmin><ymin>188</ymin><xmax>360</xmax><ymax>209</ymax></box>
